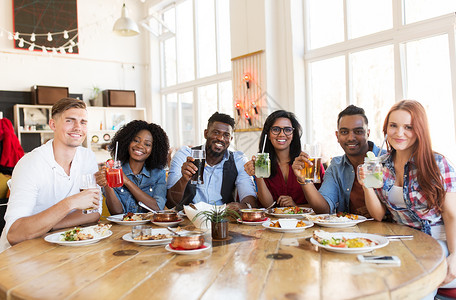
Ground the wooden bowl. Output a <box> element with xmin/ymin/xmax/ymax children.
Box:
<box><xmin>153</xmin><ymin>210</ymin><xmax>178</xmax><ymax>222</ymax></box>
<box><xmin>240</xmin><ymin>209</ymin><xmax>266</xmax><ymax>222</ymax></box>
<box><xmin>170</xmin><ymin>233</ymin><xmax>205</xmax><ymax>250</ymax></box>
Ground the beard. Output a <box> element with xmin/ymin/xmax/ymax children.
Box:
<box><xmin>206</xmin><ymin>144</ymin><xmax>225</xmax><ymax>158</ymax></box>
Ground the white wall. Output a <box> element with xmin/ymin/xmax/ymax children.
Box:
<box><xmin>0</xmin><ymin>0</ymin><xmax>151</xmax><ymax>118</ymax></box>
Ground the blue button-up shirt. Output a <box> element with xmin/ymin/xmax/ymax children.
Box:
<box><xmin>320</xmin><ymin>142</ymin><xmax>383</xmax><ymax>213</ymax></box>
<box><xmin>111</xmin><ymin>162</ymin><xmax>167</xmax><ymax>212</ymax></box>
<box><xmin>167</xmin><ymin>145</ymin><xmax>256</xmax><ymax>205</ymax></box>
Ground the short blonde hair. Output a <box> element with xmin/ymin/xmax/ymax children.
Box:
<box><xmin>51</xmin><ymin>98</ymin><xmax>86</xmax><ymax>118</ymax></box>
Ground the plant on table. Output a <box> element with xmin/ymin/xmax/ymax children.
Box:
<box><xmin>193</xmin><ymin>204</ymin><xmax>240</xmax><ymax>240</ymax></box>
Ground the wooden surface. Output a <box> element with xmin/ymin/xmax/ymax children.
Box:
<box><xmin>0</xmin><ymin>218</ymin><xmax>446</xmax><ymax>300</ymax></box>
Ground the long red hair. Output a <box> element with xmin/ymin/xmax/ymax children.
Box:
<box><xmin>382</xmin><ymin>100</ymin><xmax>445</xmax><ymax>212</ymax></box>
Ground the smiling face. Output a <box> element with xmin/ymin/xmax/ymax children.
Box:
<box><xmin>336</xmin><ymin>114</ymin><xmax>370</xmax><ymax>158</ymax></box>
<box><xmin>268</xmin><ymin>117</ymin><xmax>293</xmax><ymax>152</ymax></box>
<box><xmin>204</xmin><ymin>121</ymin><xmax>233</xmax><ymax>158</ymax></box>
<box><xmin>128</xmin><ymin>129</ymin><xmax>153</xmax><ymax>163</ymax></box>
<box><xmin>386</xmin><ymin>110</ymin><xmax>417</xmax><ymax>154</ymax></box>
<box><xmin>49</xmin><ymin>108</ymin><xmax>88</xmax><ymax>148</ymax></box>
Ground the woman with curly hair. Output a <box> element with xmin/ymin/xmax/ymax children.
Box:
<box><xmin>95</xmin><ymin>120</ymin><xmax>169</xmax><ymax>214</ymax></box>
<box><xmin>359</xmin><ymin>100</ymin><xmax>456</xmax><ymax>293</ymax></box>
<box><xmin>244</xmin><ymin>110</ymin><xmax>324</xmax><ymax>208</ymax></box>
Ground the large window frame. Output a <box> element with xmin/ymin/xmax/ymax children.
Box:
<box><xmin>158</xmin><ymin>0</ymin><xmax>232</xmax><ymax>148</ymax></box>
<box><xmin>303</xmin><ymin>1</ymin><xmax>456</xmax><ymax>162</ymax></box>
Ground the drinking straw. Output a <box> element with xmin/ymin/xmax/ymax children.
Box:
<box><xmin>377</xmin><ymin>134</ymin><xmax>387</xmax><ymax>157</ymax></box>
<box><xmin>114</xmin><ymin>141</ymin><xmax>119</xmax><ymax>161</ymax></box>
<box><xmin>261</xmin><ymin>134</ymin><xmax>267</xmax><ymax>153</ymax></box>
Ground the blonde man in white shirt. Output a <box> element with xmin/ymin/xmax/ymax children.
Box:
<box><xmin>0</xmin><ymin>98</ymin><xmax>100</xmax><ymax>252</ymax></box>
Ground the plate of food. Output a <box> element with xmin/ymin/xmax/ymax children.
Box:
<box><xmin>122</xmin><ymin>228</ymin><xmax>175</xmax><ymax>246</ymax></box>
<box><xmin>262</xmin><ymin>219</ymin><xmax>314</xmax><ymax>233</ymax></box>
<box><xmin>310</xmin><ymin>230</ymin><xmax>389</xmax><ymax>254</ymax></box>
<box><xmin>44</xmin><ymin>224</ymin><xmax>112</xmax><ymax>246</ymax></box>
<box><xmin>107</xmin><ymin>212</ymin><xmax>152</xmax><ymax>225</ymax></box>
<box><xmin>237</xmin><ymin>217</ymin><xmax>270</xmax><ymax>226</ymax></box>
<box><xmin>306</xmin><ymin>213</ymin><xmax>369</xmax><ymax>228</ymax></box>
<box><xmin>266</xmin><ymin>206</ymin><xmax>314</xmax><ymax>219</ymax></box>
<box><xmin>165</xmin><ymin>242</ymin><xmax>212</xmax><ymax>255</ymax></box>
<box><xmin>151</xmin><ymin>218</ymin><xmax>185</xmax><ymax>227</ymax></box>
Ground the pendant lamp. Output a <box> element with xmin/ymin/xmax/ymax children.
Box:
<box><xmin>113</xmin><ymin>3</ymin><xmax>140</xmax><ymax>37</ymax></box>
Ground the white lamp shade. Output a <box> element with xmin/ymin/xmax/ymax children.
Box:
<box><xmin>113</xmin><ymin>4</ymin><xmax>140</xmax><ymax>37</ymax></box>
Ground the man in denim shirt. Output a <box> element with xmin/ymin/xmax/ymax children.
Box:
<box><xmin>293</xmin><ymin>105</ymin><xmax>384</xmax><ymax>217</ymax></box>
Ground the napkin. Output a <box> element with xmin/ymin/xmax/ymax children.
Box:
<box><xmin>184</xmin><ymin>202</ymin><xmax>226</xmax><ymax>231</ymax></box>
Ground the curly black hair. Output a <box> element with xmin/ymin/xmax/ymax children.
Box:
<box><xmin>259</xmin><ymin>110</ymin><xmax>302</xmax><ymax>178</ymax></box>
<box><xmin>207</xmin><ymin>112</ymin><xmax>235</xmax><ymax>129</ymax></box>
<box><xmin>108</xmin><ymin>120</ymin><xmax>170</xmax><ymax>170</ymax></box>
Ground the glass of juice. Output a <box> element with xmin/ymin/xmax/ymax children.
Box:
<box><xmin>255</xmin><ymin>153</ymin><xmax>271</xmax><ymax>178</ymax></box>
<box><xmin>106</xmin><ymin>160</ymin><xmax>124</xmax><ymax>188</ymax></box>
<box><xmin>80</xmin><ymin>174</ymin><xmax>98</xmax><ymax>214</ymax></box>
<box><xmin>358</xmin><ymin>156</ymin><xmax>383</xmax><ymax>188</ymax></box>
<box><xmin>191</xmin><ymin>149</ymin><xmax>206</xmax><ymax>184</ymax></box>
<box><xmin>301</xmin><ymin>144</ymin><xmax>322</xmax><ymax>183</ymax></box>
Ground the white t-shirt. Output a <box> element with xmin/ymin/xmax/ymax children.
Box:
<box><xmin>0</xmin><ymin>140</ymin><xmax>99</xmax><ymax>252</ymax></box>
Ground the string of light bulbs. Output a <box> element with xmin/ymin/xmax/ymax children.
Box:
<box><xmin>0</xmin><ymin>26</ymin><xmax>79</xmax><ymax>54</ymax></box>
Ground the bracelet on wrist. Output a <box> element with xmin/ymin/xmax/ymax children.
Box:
<box><xmin>297</xmin><ymin>178</ymin><xmax>312</xmax><ymax>185</ymax></box>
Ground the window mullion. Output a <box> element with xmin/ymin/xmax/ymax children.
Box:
<box><xmin>448</xmin><ymin>25</ymin><xmax>456</xmax><ymax>138</ymax></box>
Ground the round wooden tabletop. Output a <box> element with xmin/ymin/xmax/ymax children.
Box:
<box><xmin>0</xmin><ymin>218</ymin><xmax>446</xmax><ymax>300</ymax></box>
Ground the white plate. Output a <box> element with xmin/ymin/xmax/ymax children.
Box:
<box><xmin>44</xmin><ymin>230</ymin><xmax>112</xmax><ymax>246</ymax></box>
<box><xmin>262</xmin><ymin>220</ymin><xmax>314</xmax><ymax>233</ymax></box>
<box><xmin>237</xmin><ymin>218</ymin><xmax>270</xmax><ymax>226</ymax></box>
<box><xmin>308</xmin><ymin>214</ymin><xmax>368</xmax><ymax>228</ymax></box>
<box><xmin>310</xmin><ymin>232</ymin><xmax>389</xmax><ymax>254</ymax></box>
<box><xmin>122</xmin><ymin>228</ymin><xmax>174</xmax><ymax>246</ymax></box>
<box><xmin>266</xmin><ymin>207</ymin><xmax>314</xmax><ymax>219</ymax></box>
<box><xmin>107</xmin><ymin>214</ymin><xmax>151</xmax><ymax>225</ymax></box>
<box><xmin>165</xmin><ymin>242</ymin><xmax>212</xmax><ymax>255</ymax></box>
<box><xmin>151</xmin><ymin>218</ymin><xmax>184</xmax><ymax>227</ymax></box>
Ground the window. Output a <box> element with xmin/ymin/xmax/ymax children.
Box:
<box><xmin>158</xmin><ymin>0</ymin><xmax>232</xmax><ymax>148</ymax></box>
<box><xmin>304</xmin><ymin>1</ymin><xmax>456</xmax><ymax>163</ymax></box>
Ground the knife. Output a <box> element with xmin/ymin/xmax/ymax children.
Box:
<box><xmin>383</xmin><ymin>234</ymin><xmax>414</xmax><ymax>239</ymax></box>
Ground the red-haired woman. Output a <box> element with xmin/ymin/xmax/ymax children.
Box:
<box><xmin>360</xmin><ymin>100</ymin><xmax>456</xmax><ymax>294</ymax></box>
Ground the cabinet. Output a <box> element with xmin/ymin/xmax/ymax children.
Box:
<box><xmin>14</xmin><ymin>104</ymin><xmax>146</xmax><ymax>156</ymax></box>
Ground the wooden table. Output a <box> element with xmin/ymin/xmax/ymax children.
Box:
<box><xmin>0</xmin><ymin>219</ymin><xmax>446</xmax><ymax>300</ymax></box>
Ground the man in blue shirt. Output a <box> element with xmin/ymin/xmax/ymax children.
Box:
<box><xmin>167</xmin><ymin>112</ymin><xmax>258</xmax><ymax>210</ymax></box>
<box><xmin>292</xmin><ymin>105</ymin><xmax>383</xmax><ymax>217</ymax></box>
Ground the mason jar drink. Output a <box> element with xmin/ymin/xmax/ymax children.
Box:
<box><xmin>358</xmin><ymin>156</ymin><xmax>383</xmax><ymax>188</ymax></box>
<box><xmin>255</xmin><ymin>153</ymin><xmax>271</xmax><ymax>178</ymax></box>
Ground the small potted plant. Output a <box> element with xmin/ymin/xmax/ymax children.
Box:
<box><xmin>193</xmin><ymin>204</ymin><xmax>240</xmax><ymax>240</ymax></box>
<box><xmin>89</xmin><ymin>86</ymin><xmax>101</xmax><ymax>106</ymax></box>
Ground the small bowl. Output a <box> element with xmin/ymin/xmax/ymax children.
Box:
<box><xmin>170</xmin><ymin>232</ymin><xmax>205</xmax><ymax>250</ymax></box>
<box><xmin>131</xmin><ymin>225</ymin><xmax>152</xmax><ymax>239</ymax></box>
<box><xmin>153</xmin><ymin>210</ymin><xmax>178</xmax><ymax>222</ymax></box>
<box><xmin>278</xmin><ymin>218</ymin><xmax>298</xmax><ymax>229</ymax></box>
<box><xmin>240</xmin><ymin>209</ymin><xmax>266</xmax><ymax>222</ymax></box>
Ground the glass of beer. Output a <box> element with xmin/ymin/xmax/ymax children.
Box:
<box><xmin>191</xmin><ymin>149</ymin><xmax>206</xmax><ymax>184</ymax></box>
<box><xmin>302</xmin><ymin>144</ymin><xmax>322</xmax><ymax>183</ymax></box>
<box><xmin>106</xmin><ymin>160</ymin><xmax>124</xmax><ymax>188</ymax></box>
<box><xmin>80</xmin><ymin>174</ymin><xmax>98</xmax><ymax>214</ymax></box>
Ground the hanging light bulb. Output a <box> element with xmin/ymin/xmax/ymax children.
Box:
<box><xmin>70</xmin><ymin>40</ymin><xmax>75</xmax><ymax>46</ymax></box>
<box><xmin>28</xmin><ymin>43</ymin><xmax>35</xmax><ymax>51</ymax></box>
<box><xmin>14</xmin><ymin>32</ymin><xmax>19</xmax><ymax>40</ymax></box>
<box><xmin>68</xmin><ymin>46</ymin><xmax>73</xmax><ymax>53</ymax></box>
<box><xmin>113</xmin><ymin>3</ymin><xmax>140</xmax><ymax>36</ymax></box>
<box><xmin>59</xmin><ymin>47</ymin><xmax>65</xmax><ymax>54</ymax></box>
<box><xmin>18</xmin><ymin>38</ymin><xmax>24</xmax><ymax>47</ymax></box>
<box><xmin>41</xmin><ymin>46</ymin><xmax>47</xmax><ymax>53</ymax></box>
<box><xmin>30</xmin><ymin>33</ymin><xmax>36</xmax><ymax>42</ymax></box>
<box><xmin>52</xmin><ymin>47</ymin><xmax>57</xmax><ymax>54</ymax></box>
<box><xmin>63</xmin><ymin>30</ymin><xmax>69</xmax><ymax>39</ymax></box>
<box><xmin>47</xmin><ymin>32</ymin><xmax>52</xmax><ymax>41</ymax></box>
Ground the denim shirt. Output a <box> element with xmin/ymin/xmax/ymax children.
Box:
<box><xmin>320</xmin><ymin>141</ymin><xmax>383</xmax><ymax>213</ymax></box>
<box><xmin>111</xmin><ymin>162</ymin><xmax>167</xmax><ymax>213</ymax></box>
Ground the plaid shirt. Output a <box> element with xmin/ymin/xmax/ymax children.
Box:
<box><xmin>374</xmin><ymin>153</ymin><xmax>456</xmax><ymax>235</ymax></box>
